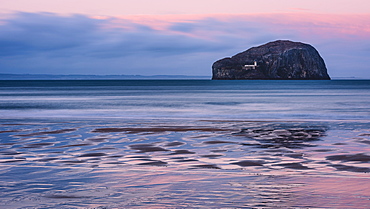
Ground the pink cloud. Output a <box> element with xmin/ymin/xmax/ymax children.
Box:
<box><xmin>93</xmin><ymin>13</ymin><xmax>370</xmax><ymax>40</ymax></box>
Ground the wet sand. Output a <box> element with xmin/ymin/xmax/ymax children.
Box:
<box><xmin>1</xmin><ymin>119</ymin><xmax>370</xmax><ymax>208</ymax></box>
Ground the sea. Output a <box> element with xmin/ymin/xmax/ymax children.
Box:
<box><xmin>0</xmin><ymin>79</ymin><xmax>369</xmax><ymax>208</ymax></box>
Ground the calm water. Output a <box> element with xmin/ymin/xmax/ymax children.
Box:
<box><xmin>0</xmin><ymin>80</ymin><xmax>370</xmax><ymax>208</ymax></box>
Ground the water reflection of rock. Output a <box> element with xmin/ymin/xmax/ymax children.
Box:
<box><xmin>237</xmin><ymin>125</ymin><xmax>327</xmax><ymax>149</ymax></box>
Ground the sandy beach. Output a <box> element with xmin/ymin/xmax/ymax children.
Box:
<box><xmin>1</xmin><ymin>118</ymin><xmax>370</xmax><ymax>208</ymax></box>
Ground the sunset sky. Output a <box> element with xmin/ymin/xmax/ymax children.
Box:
<box><xmin>1</xmin><ymin>0</ymin><xmax>369</xmax><ymax>78</ymax></box>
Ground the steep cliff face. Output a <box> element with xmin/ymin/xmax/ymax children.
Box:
<box><xmin>212</xmin><ymin>40</ymin><xmax>330</xmax><ymax>80</ymax></box>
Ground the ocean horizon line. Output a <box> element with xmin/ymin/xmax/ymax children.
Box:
<box><xmin>0</xmin><ymin>73</ymin><xmax>211</xmax><ymax>80</ymax></box>
<box><xmin>0</xmin><ymin>73</ymin><xmax>369</xmax><ymax>80</ymax></box>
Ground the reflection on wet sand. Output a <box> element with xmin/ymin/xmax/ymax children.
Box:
<box><xmin>14</xmin><ymin>128</ymin><xmax>77</xmax><ymax>137</ymax></box>
<box><xmin>92</xmin><ymin>126</ymin><xmax>232</xmax><ymax>134</ymax></box>
<box><xmin>1</xmin><ymin>120</ymin><xmax>370</xmax><ymax>208</ymax></box>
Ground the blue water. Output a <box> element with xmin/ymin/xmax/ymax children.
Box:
<box><xmin>1</xmin><ymin>80</ymin><xmax>369</xmax><ymax>120</ymax></box>
<box><xmin>0</xmin><ymin>80</ymin><xmax>370</xmax><ymax>208</ymax></box>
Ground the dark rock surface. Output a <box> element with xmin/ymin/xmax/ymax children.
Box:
<box><xmin>212</xmin><ymin>40</ymin><xmax>330</xmax><ymax>80</ymax></box>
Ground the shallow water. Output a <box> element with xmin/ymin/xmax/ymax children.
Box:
<box><xmin>0</xmin><ymin>80</ymin><xmax>370</xmax><ymax>208</ymax></box>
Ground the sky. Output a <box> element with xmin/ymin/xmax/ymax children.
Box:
<box><xmin>0</xmin><ymin>0</ymin><xmax>370</xmax><ymax>78</ymax></box>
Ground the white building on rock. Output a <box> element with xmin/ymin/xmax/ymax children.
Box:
<box><xmin>243</xmin><ymin>61</ymin><xmax>257</xmax><ymax>70</ymax></box>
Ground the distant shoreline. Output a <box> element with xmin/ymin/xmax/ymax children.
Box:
<box><xmin>0</xmin><ymin>73</ymin><xmax>368</xmax><ymax>80</ymax></box>
<box><xmin>0</xmin><ymin>73</ymin><xmax>211</xmax><ymax>80</ymax></box>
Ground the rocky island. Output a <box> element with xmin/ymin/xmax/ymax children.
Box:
<box><xmin>212</xmin><ymin>40</ymin><xmax>330</xmax><ymax>80</ymax></box>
